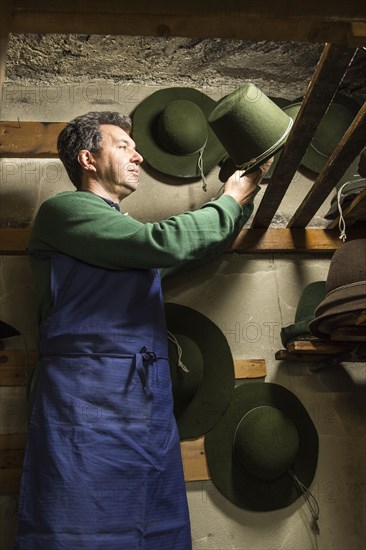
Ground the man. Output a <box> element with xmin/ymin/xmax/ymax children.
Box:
<box><xmin>15</xmin><ymin>111</ymin><xmax>270</xmax><ymax>550</ymax></box>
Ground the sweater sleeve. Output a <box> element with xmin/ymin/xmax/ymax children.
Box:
<box><xmin>29</xmin><ymin>191</ymin><xmax>252</xmax><ymax>271</ymax></box>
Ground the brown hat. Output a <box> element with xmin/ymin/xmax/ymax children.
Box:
<box><xmin>309</xmin><ymin>239</ymin><xmax>366</xmax><ymax>338</ymax></box>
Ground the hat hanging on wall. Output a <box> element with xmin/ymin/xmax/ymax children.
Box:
<box><xmin>204</xmin><ymin>382</ymin><xmax>319</xmax><ymax>528</ymax></box>
<box><xmin>264</xmin><ymin>94</ymin><xmax>361</xmax><ymax>179</ymax></box>
<box><xmin>165</xmin><ymin>302</ymin><xmax>235</xmax><ymax>440</ymax></box>
<box><xmin>207</xmin><ymin>83</ymin><xmax>293</xmax><ymax>182</ymax></box>
<box><xmin>309</xmin><ymin>239</ymin><xmax>366</xmax><ymax>339</ymax></box>
<box><xmin>131</xmin><ymin>87</ymin><xmax>226</xmax><ymax>183</ymax></box>
<box><xmin>281</xmin><ymin>281</ymin><xmax>327</xmax><ymax>347</ymax></box>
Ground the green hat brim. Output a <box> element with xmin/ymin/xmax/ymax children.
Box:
<box><xmin>302</xmin><ymin>94</ymin><xmax>361</xmax><ymax>175</ymax></box>
<box><xmin>165</xmin><ymin>302</ymin><xmax>235</xmax><ymax>440</ymax></box>
<box><xmin>132</xmin><ymin>88</ymin><xmax>226</xmax><ymax>178</ymax></box>
<box><xmin>204</xmin><ymin>382</ymin><xmax>318</xmax><ymax>511</ymax></box>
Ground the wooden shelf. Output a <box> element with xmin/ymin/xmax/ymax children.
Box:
<box><xmin>275</xmin><ymin>336</ymin><xmax>365</xmax><ymax>362</ymax></box>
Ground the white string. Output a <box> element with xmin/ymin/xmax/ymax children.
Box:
<box><xmin>289</xmin><ymin>470</ymin><xmax>320</xmax><ymax>535</ymax></box>
<box><xmin>167</xmin><ymin>331</ymin><xmax>189</xmax><ymax>372</ymax></box>
<box><xmin>197</xmin><ymin>146</ymin><xmax>208</xmax><ymax>192</ymax></box>
<box><xmin>336</xmin><ymin>181</ymin><xmax>354</xmax><ymax>242</ymax></box>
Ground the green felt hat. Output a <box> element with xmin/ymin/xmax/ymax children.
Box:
<box><xmin>205</xmin><ymin>382</ymin><xmax>319</xmax><ymax>511</ymax></box>
<box><xmin>208</xmin><ymin>84</ymin><xmax>293</xmax><ymax>181</ymax></box>
<box><xmin>165</xmin><ymin>302</ymin><xmax>235</xmax><ymax>440</ymax></box>
<box><xmin>303</xmin><ymin>95</ymin><xmax>361</xmax><ymax>175</ymax></box>
<box><xmin>265</xmin><ymin>95</ymin><xmax>361</xmax><ymax>179</ymax></box>
<box><xmin>131</xmin><ymin>88</ymin><xmax>226</xmax><ymax>178</ymax></box>
<box><xmin>280</xmin><ymin>282</ymin><xmax>327</xmax><ymax>347</ymax></box>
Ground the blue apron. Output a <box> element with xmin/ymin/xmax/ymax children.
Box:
<box><xmin>15</xmin><ymin>253</ymin><xmax>192</xmax><ymax>550</ymax></box>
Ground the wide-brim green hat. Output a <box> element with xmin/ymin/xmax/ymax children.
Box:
<box><xmin>265</xmin><ymin>95</ymin><xmax>361</xmax><ymax>179</ymax></box>
<box><xmin>131</xmin><ymin>88</ymin><xmax>226</xmax><ymax>178</ymax></box>
<box><xmin>303</xmin><ymin>95</ymin><xmax>361</xmax><ymax>175</ymax></box>
<box><xmin>165</xmin><ymin>302</ymin><xmax>235</xmax><ymax>440</ymax></box>
<box><xmin>205</xmin><ymin>382</ymin><xmax>319</xmax><ymax>511</ymax></box>
<box><xmin>208</xmin><ymin>84</ymin><xmax>293</xmax><ymax>181</ymax></box>
<box><xmin>281</xmin><ymin>281</ymin><xmax>327</xmax><ymax>347</ymax></box>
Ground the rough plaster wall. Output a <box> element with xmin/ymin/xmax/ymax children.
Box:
<box><xmin>5</xmin><ymin>35</ymin><xmax>366</xmax><ymax>104</ymax></box>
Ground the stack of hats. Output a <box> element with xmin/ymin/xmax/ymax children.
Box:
<box><xmin>309</xmin><ymin>239</ymin><xmax>366</xmax><ymax>339</ymax></box>
<box><xmin>166</xmin><ymin>302</ymin><xmax>320</xmax><ymax>529</ymax></box>
<box><xmin>280</xmin><ymin>281</ymin><xmax>327</xmax><ymax>347</ymax></box>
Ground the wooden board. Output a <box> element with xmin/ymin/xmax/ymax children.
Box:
<box><xmin>251</xmin><ymin>43</ymin><xmax>358</xmax><ymax>228</ymax></box>
<box><xmin>0</xmin><ymin>121</ymin><xmax>65</xmax><ymax>158</ymax></box>
<box><xmin>287</xmin><ymin>340</ymin><xmax>353</xmax><ymax>354</ymax></box>
<box><xmin>0</xmin><ymin>351</ymin><xmax>266</xmax><ymax>386</ymax></box>
<box><xmin>8</xmin><ymin>1</ymin><xmax>366</xmax><ymax>46</ymax></box>
<box><xmin>2</xmin><ymin>227</ymin><xmax>365</xmax><ymax>256</ymax></box>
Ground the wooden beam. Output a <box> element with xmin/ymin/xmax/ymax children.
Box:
<box><xmin>229</xmin><ymin>227</ymin><xmax>365</xmax><ymax>253</ymax></box>
<box><xmin>2</xmin><ymin>227</ymin><xmax>365</xmax><ymax>256</ymax></box>
<box><xmin>0</xmin><ymin>121</ymin><xmax>65</xmax><ymax>158</ymax></box>
<box><xmin>9</xmin><ymin>1</ymin><xmax>366</xmax><ymax>46</ymax></box>
<box><xmin>0</xmin><ymin>351</ymin><xmax>266</xmax><ymax>386</ymax></box>
<box><xmin>288</xmin><ymin>101</ymin><xmax>366</xmax><ymax>227</ymax></box>
<box><xmin>251</xmin><ymin>43</ymin><xmax>358</xmax><ymax>229</ymax></box>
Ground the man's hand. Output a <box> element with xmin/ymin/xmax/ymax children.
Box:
<box><xmin>223</xmin><ymin>157</ymin><xmax>274</xmax><ymax>207</ymax></box>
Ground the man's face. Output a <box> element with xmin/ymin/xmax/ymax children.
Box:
<box><xmin>91</xmin><ymin>124</ymin><xmax>143</xmax><ymax>199</ymax></box>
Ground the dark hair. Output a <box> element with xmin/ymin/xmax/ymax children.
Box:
<box><xmin>57</xmin><ymin>111</ymin><xmax>132</xmax><ymax>189</ymax></box>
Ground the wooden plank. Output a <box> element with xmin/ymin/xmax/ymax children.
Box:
<box><xmin>251</xmin><ymin>43</ymin><xmax>358</xmax><ymax>229</ymax></box>
<box><xmin>288</xmin><ymin>101</ymin><xmax>366</xmax><ymax>227</ymax></box>
<box><xmin>0</xmin><ymin>352</ymin><xmax>264</xmax><ymax>386</ymax></box>
<box><xmin>9</xmin><ymin>1</ymin><xmax>366</xmax><ymax>45</ymax></box>
<box><xmin>230</xmin><ymin>227</ymin><xmax>365</xmax><ymax>253</ymax></box>
<box><xmin>0</xmin><ymin>468</ymin><xmax>22</xmax><ymax>494</ymax></box>
<box><xmin>0</xmin><ymin>228</ymin><xmax>30</xmax><ymax>254</ymax></box>
<box><xmin>234</xmin><ymin>359</ymin><xmax>266</xmax><ymax>379</ymax></box>
<box><xmin>181</xmin><ymin>436</ymin><xmax>210</xmax><ymax>482</ymax></box>
<box><xmin>0</xmin><ymin>434</ymin><xmax>27</xmax><ymax>450</ymax></box>
<box><xmin>0</xmin><ymin>121</ymin><xmax>65</xmax><ymax>158</ymax></box>
<box><xmin>287</xmin><ymin>340</ymin><xmax>352</xmax><ymax>354</ymax></box>
<box><xmin>327</xmin><ymin>189</ymin><xmax>366</xmax><ymax>229</ymax></box>
<box><xmin>0</xmin><ymin>350</ymin><xmax>38</xmax><ymax>386</ymax></box>
<box><xmin>2</xmin><ymin>227</ymin><xmax>365</xmax><ymax>256</ymax></box>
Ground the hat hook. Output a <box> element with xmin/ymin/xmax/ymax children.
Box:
<box><xmin>289</xmin><ymin>470</ymin><xmax>320</xmax><ymax>535</ymax></box>
<box><xmin>167</xmin><ymin>331</ymin><xmax>190</xmax><ymax>373</ymax></box>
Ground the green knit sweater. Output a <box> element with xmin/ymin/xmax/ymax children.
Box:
<box><xmin>29</xmin><ymin>190</ymin><xmax>255</xmax><ymax>327</ymax></box>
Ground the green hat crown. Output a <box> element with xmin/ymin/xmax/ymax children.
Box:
<box><xmin>233</xmin><ymin>406</ymin><xmax>300</xmax><ymax>481</ymax></box>
<box><xmin>208</xmin><ymin>83</ymin><xmax>293</xmax><ymax>171</ymax></box>
<box><xmin>157</xmin><ymin>100</ymin><xmax>208</xmax><ymax>156</ymax></box>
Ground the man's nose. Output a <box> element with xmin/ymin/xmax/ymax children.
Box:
<box><xmin>131</xmin><ymin>150</ymin><xmax>143</xmax><ymax>164</ymax></box>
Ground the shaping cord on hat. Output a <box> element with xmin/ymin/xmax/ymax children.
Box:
<box><xmin>289</xmin><ymin>470</ymin><xmax>320</xmax><ymax>535</ymax></box>
<box><xmin>167</xmin><ymin>331</ymin><xmax>189</xmax><ymax>372</ymax></box>
<box><xmin>336</xmin><ymin>179</ymin><xmax>358</xmax><ymax>242</ymax></box>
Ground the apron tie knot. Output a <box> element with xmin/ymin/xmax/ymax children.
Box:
<box><xmin>135</xmin><ymin>347</ymin><xmax>157</xmax><ymax>395</ymax></box>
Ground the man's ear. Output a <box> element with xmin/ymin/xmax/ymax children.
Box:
<box><xmin>78</xmin><ymin>150</ymin><xmax>97</xmax><ymax>173</ymax></box>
